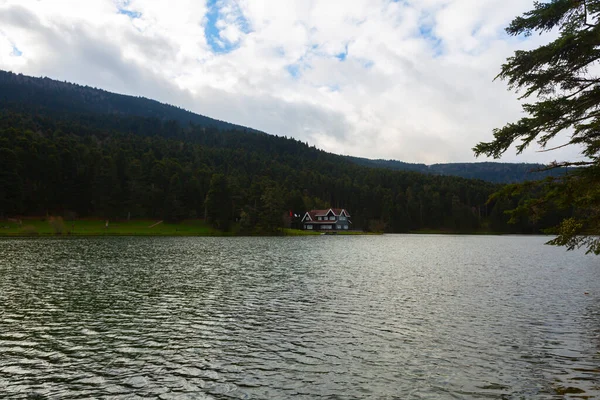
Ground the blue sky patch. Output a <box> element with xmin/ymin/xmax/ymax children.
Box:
<box><xmin>205</xmin><ymin>1</ymin><xmax>225</xmax><ymax>52</ymax></box>
<box><xmin>118</xmin><ymin>8</ymin><xmax>141</xmax><ymax>19</ymax></box>
<box><xmin>418</xmin><ymin>23</ymin><xmax>443</xmax><ymax>57</ymax></box>
<box><xmin>335</xmin><ymin>44</ymin><xmax>348</xmax><ymax>61</ymax></box>
<box><xmin>117</xmin><ymin>0</ymin><xmax>141</xmax><ymax>19</ymax></box>
<box><xmin>286</xmin><ymin>64</ymin><xmax>301</xmax><ymax>79</ymax></box>
<box><xmin>11</xmin><ymin>45</ymin><xmax>22</xmax><ymax>57</ymax></box>
<box><xmin>205</xmin><ymin>0</ymin><xmax>250</xmax><ymax>54</ymax></box>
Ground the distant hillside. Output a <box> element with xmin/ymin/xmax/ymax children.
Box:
<box><xmin>0</xmin><ymin>70</ymin><xmax>248</xmax><ymax>131</ymax></box>
<box><xmin>0</xmin><ymin>70</ymin><xmax>570</xmax><ymax>234</ymax></box>
<box><xmin>1</xmin><ymin>70</ymin><xmax>565</xmax><ymax>184</ymax></box>
<box><xmin>346</xmin><ymin>157</ymin><xmax>565</xmax><ymax>184</ymax></box>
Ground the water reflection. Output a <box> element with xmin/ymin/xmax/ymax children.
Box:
<box><xmin>0</xmin><ymin>235</ymin><xmax>598</xmax><ymax>399</ymax></box>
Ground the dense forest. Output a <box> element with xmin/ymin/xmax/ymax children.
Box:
<box><xmin>346</xmin><ymin>157</ymin><xmax>566</xmax><ymax>183</ymax></box>
<box><xmin>0</xmin><ymin>71</ymin><xmax>569</xmax><ymax>234</ymax></box>
<box><xmin>0</xmin><ymin>70</ymin><xmax>246</xmax><ymax>131</ymax></box>
<box><xmin>1</xmin><ymin>70</ymin><xmax>562</xmax><ymax>184</ymax></box>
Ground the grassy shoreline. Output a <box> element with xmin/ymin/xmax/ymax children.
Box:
<box><xmin>0</xmin><ymin>219</ymin><xmax>221</xmax><ymax>237</ymax></box>
<box><xmin>0</xmin><ymin>218</ymin><xmax>376</xmax><ymax>237</ymax></box>
<box><xmin>0</xmin><ymin>218</ymin><xmax>522</xmax><ymax>237</ymax></box>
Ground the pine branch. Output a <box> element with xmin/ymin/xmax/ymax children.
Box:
<box><xmin>582</xmin><ymin>0</ymin><xmax>600</xmax><ymax>28</ymax></box>
<box><xmin>538</xmin><ymin>160</ymin><xmax>595</xmax><ymax>171</ymax></box>
<box><xmin>536</xmin><ymin>142</ymin><xmax>572</xmax><ymax>152</ymax></box>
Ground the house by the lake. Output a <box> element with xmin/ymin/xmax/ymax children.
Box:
<box><xmin>301</xmin><ymin>208</ymin><xmax>351</xmax><ymax>231</ymax></box>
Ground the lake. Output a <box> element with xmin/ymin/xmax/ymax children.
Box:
<box><xmin>0</xmin><ymin>235</ymin><xmax>598</xmax><ymax>399</ymax></box>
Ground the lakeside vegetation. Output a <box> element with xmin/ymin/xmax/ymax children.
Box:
<box><xmin>0</xmin><ymin>71</ymin><xmax>571</xmax><ymax>237</ymax></box>
<box><xmin>0</xmin><ymin>218</ymin><xmax>381</xmax><ymax>237</ymax></box>
<box><xmin>0</xmin><ymin>218</ymin><xmax>221</xmax><ymax>236</ymax></box>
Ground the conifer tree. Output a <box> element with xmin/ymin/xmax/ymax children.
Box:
<box><xmin>205</xmin><ymin>174</ymin><xmax>232</xmax><ymax>231</ymax></box>
<box><xmin>475</xmin><ymin>0</ymin><xmax>600</xmax><ymax>254</ymax></box>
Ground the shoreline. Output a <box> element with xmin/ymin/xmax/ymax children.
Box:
<box><xmin>0</xmin><ymin>218</ymin><xmax>537</xmax><ymax>237</ymax></box>
<box><xmin>0</xmin><ymin>218</ymin><xmax>378</xmax><ymax>237</ymax></box>
<box><xmin>0</xmin><ymin>232</ymin><xmax>378</xmax><ymax>237</ymax></box>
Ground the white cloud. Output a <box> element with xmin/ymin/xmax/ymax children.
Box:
<box><xmin>0</xmin><ymin>0</ymin><xmax>584</xmax><ymax>164</ymax></box>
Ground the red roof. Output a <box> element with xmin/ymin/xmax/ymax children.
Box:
<box><xmin>302</xmin><ymin>208</ymin><xmax>351</xmax><ymax>221</ymax></box>
<box><xmin>304</xmin><ymin>220</ymin><xmax>346</xmax><ymax>224</ymax></box>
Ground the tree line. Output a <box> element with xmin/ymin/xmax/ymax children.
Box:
<box><xmin>0</xmin><ymin>110</ymin><xmax>567</xmax><ymax>234</ymax></box>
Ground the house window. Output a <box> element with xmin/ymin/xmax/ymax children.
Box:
<box><xmin>336</xmin><ymin>224</ymin><xmax>341</xmax><ymax>229</ymax></box>
<box><xmin>339</xmin><ymin>216</ymin><xmax>346</xmax><ymax>221</ymax></box>
<box><xmin>329</xmin><ymin>216</ymin><xmax>335</xmax><ymax>220</ymax></box>
<box><xmin>322</xmin><ymin>225</ymin><xmax>332</xmax><ymax>229</ymax></box>
<box><xmin>318</xmin><ymin>217</ymin><xmax>322</xmax><ymax>221</ymax></box>
<box><xmin>344</xmin><ymin>225</ymin><xmax>348</xmax><ymax>230</ymax></box>
<box><xmin>306</xmin><ymin>225</ymin><xmax>313</xmax><ymax>230</ymax></box>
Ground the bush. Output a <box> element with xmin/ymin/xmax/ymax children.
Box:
<box><xmin>20</xmin><ymin>225</ymin><xmax>39</xmax><ymax>236</ymax></box>
<box><xmin>48</xmin><ymin>216</ymin><xmax>65</xmax><ymax>234</ymax></box>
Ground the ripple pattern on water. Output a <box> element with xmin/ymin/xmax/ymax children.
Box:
<box><xmin>0</xmin><ymin>235</ymin><xmax>599</xmax><ymax>399</ymax></box>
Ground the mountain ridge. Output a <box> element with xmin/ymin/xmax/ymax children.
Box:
<box><xmin>0</xmin><ymin>70</ymin><xmax>250</xmax><ymax>131</ymax></box>
<box><xmin>345</xmin><ymin>157</ymin><xmax>564</xmax><ymax>183</ymax></box>
<box><xmin>0</xmin><ymin>70</ymin><xmax>568</xmax><ymax>233</ymax></box>
<box><xmin>0</xmin><ymin>69</ymin><xmax>561</xmax><ymax>184</ymax></box>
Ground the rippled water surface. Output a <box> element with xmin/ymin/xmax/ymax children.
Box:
<box><xmin>1</xmin><ymin>235</ymin><xmax>599</xmax><ymax>399</ymax></box>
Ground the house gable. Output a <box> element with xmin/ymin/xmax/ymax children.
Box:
<box><xmin>302</xmin><ymin>208</ymin><xmax>352</xmax><ymax>230</ymax></box>
<box><xmin>301</xmin><ymin>212</ymin><xmax>312</xmax><ymax>222</ymax></box>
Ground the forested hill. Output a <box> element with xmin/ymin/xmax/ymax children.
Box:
<box><xmin>1</xmin><ymin>70</ymin><xmax>562</xmax><ymax>184</ymax></box>
<box><xmin>0</xmin><ymin>71</ymin><xmax>569</xmax><ymax>234</ymax></box>
<box><xmin>0</xmin><ymin>70</ymin><xmax>247</xmax><ymax>131</ymax></box>
<box><xmin>346</xmin><ymin>157</ymin><xmax>564</xmax><ymax>184</ymax></box>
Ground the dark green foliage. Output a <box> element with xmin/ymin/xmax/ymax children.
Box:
<box><xmin>0</xmin><ymin>108</ymin><xmax>529</xmax><ymax>233</ymax></box>
<box><xmin>258</xmin><ymin>185</ymin><xmax>286</xmax><ymax>233</ymax></box>
<box><xmin>1</xmin><ymin>69</ymin><xmax>566</xmax><ymax>185</ymax></box>
<box><xmin>0</xmin><ymin>70</ymin><xmax>563</xmax><ymax>235</ymax></box>
<box><xmin>205</xmin><ymin>174</ymin><xmax>232</xmax><ymax>231</ymax></box>
<box><xmin>0</xmin><ymin>70</ymin><xmax>247</xmax><ymax>131</ymax></box>
<box><xmin>0</xmin><ymin>147</ymin><xmax>22</xmax><ymax>217</ymax></box>
<box><xmin>474</xmin><ymin>0</ymin><xmax>600</xmax><ymax>254</ymax></box>
<box><xmin>346</xmin><ymin>157</ymin><xmax>565</xmax><ymax>183</ymax></box>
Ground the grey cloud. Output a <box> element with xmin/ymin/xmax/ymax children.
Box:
<box><xmin>0</xmin><ymin>5</ymin><xmax>187</xmax><ymax>105</ymax></box>
<box><xmin>0</xmin><ymin>1</ymin><xmax>583</xmax><ymax>165</ymax></box>
<box><xmin>122</xmin><ymin>29</ymin><xmax>177</xmax><ymax>62</ymax></box>
<box><xmin>0</xmin><ymin>4</ymin><xmax>40</xmax><ymax>29</ymax></box>
<box><xmin>0</xmin><ymin>5</ymin><xmax>354</xmax><ymax>146</ymax></box>
<box><xmin>187</xmin><ymin>86</ymin><xmax>353</xmax><ymax>143</ymax></box>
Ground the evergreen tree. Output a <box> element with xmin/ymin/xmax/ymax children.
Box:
<box><xmin>474</xmin><ymin>0</ymin><xmax>600</xmax><ymax>254</ymax></box>
<box><xmin>205</xmin><ymin>174</ymin><xmax>232</xmax><ymax>231</ymax></box>
<box><xmin>0</xmin><ymin>92</ymin><xmax>552</xmax><ymax>236</ymax></box>
<box><xmin>0</xmin><ymin>148</ymin><xmax>22</xmax><ymax>217</ymax></box>
<box><xmin>259</xmin><ymin>185</ymin><xmax>286</xmax><ymax>233</ymax></box>
<box><xmin>164</xmin><ymin>173</ymin><xmax>185</xmax><ymax>222</ymax></box>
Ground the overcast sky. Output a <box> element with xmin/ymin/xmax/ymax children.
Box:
<box><xmin>0</xmin><ymin>0</ymin><xmax>586</xmax><ymax>164</ymax></box>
